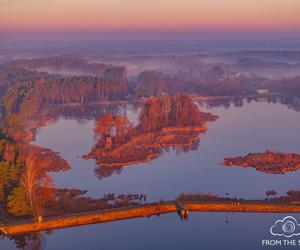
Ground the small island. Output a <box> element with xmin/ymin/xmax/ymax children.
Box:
<box><xmin>83</xmin><ymin>94</ymin><xmax>218</xmax><ymax>168</ymax></box>
<box><xmin>223</xmin><ymin>150</ymin><xmax>300</xmax><ymax>174</ymax></box>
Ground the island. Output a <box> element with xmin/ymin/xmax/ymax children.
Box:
<box><xmin>223</xmin><ymin>150</ymin><xmax>300</xmax><ymax>174</ymax></box>
<box><xmin>83</xmin><ymin>93</ymin><xmax>218</xmax><ymax>168</ymax></box>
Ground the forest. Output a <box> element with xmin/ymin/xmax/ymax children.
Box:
<box><xmin>6</xmin><ymin>56</ymin><xmax>127</xmax><ymax>81</ymax></box>
<box><xmin>134</xmin><ymin>69</ymin><xmax>300</xmax><ymax>97</ymax></box>
<box><xmin>1</xmin><ymin>55</ymin><xmax>300</xmax><ymax>119</ymax></box>
<box><xmin>0</xmin><ymin>65</ymin><xmax>128</xmax><ymax>120</ymax></box>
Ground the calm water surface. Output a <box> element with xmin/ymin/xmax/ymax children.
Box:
<box><xmin>1</xmin><ymin>99</ymin><xmax>300</xmax><ymax>249</ymax></box>
<box><xmin>33</xmin><ymin>100</ymin><xmax>300</xmax><ymax>200</ymax></box>
<box><xmin>1</xmin><ymin>213</ymin><xmax>298</xmax><ymax>250</ymax></box>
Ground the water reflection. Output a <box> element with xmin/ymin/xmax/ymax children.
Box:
<box><xmin>200</xmin><ymin>94</ymin><xmax>300</xmax><ymax>112</ymax></box>
<box><xmin>7</xmin><ymin>232</ymin><xmax>47</xmax><ymax>250</ymax></box>
<box><xmin>2</xmin><ymin>213</ymin><xmax>296</xmax><ymax>250</ymax></box>
<box><xmin>94</xmin><ymin>166</ymin><xmax>123</xmax><ymax>180</ymax></box>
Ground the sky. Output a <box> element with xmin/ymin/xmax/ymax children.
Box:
<box><xmin>0</xmin><ymin>0</ymin><xmax>300</xmax><ymax>37</ymax></box>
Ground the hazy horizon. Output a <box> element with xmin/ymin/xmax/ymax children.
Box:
<box><xmin>1</xmin><ymin>0</ymin><xmax>299</xmax><ymax>34</ymax></box>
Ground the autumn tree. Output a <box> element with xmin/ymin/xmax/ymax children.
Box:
<box><xmin>138</xmin><ymin>93</ymin><xmax>217</xmax><ymax>132</ymax></box>
<box><xmin>20</xmin><ymin>154</ymin><xmax>55</xmax><ymax>222</ymax></box>
<box><xmin>0</xmin><ymin>136</ymin><xmax>23</xmax><ymax>203</ymax></box>
<box><xmin>7</xmin><ymin>186</ymin><xmax>32</xmax><ymax>216</ymax></box>
<box><xmin>94</xmin><ymin>115</ymin><xmax>133</xmax><ymax>147</ymax></box>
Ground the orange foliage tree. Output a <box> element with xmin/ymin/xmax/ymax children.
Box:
<box><xmin>20</xmin><ymin>155</ymin><xmax>55</xmax><ymax>222</ymax></box>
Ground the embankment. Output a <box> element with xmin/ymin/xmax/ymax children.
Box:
<box><xmin>1</xmin><ymin>201</ymin><xmax>300</xmax><ymax>235</ymax></box>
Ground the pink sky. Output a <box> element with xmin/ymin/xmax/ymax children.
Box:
<box><xmin>0</xmin><ymin>0</ymin><xmax>299</xmax><ymax>33</ymax></box>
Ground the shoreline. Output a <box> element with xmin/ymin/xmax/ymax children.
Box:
<box><xmin>1</xmin><ymin>92</ymin><xmax>295</xmax><ymax>108</ymax></box>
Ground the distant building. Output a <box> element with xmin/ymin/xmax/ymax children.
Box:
<box><xmin>257</xmin><ymin>89</ymin><xmax>269</xmax><ymax>95</ymax></box>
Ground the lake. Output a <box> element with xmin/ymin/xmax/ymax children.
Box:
<box><xmin>1</xmin><ymin>97</ymin><xmax>300</xmax><ymax>249</ymax></box>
